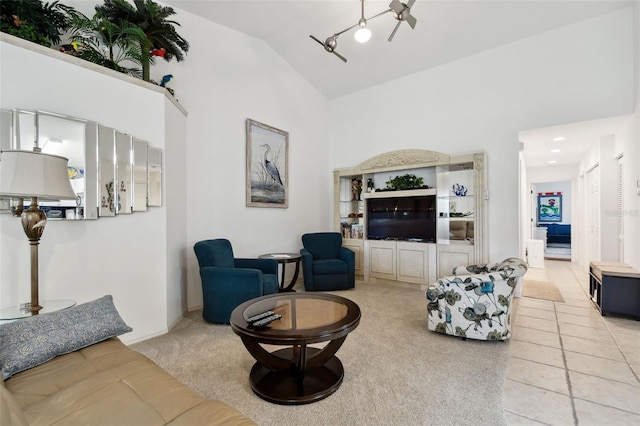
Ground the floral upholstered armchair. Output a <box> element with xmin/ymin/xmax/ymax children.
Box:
<box><xmin>426</xmin><ymin>258</ymin><xmax>528</xmax><ymax>340</ymax></box>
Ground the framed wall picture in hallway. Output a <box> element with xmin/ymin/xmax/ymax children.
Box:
<box><xmin>537</xmin><ymin>193</ymin><xmax>562</xmax><ymax>222</ymax></box>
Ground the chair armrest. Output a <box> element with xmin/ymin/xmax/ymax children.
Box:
<box><xmin>452</xmin><ymin>258</ymin><xmax>528</xmax><ymax>279</ymax></box>
<box><xmin>235</xmin><ymin>258</ymin><xmax>278</xmax><ymax>275</ymax></box>
<box><xmin>300</xmin><ymin>249</ymin><xmax>314</xmax><ymax>289</ymax></box>
<box><xmin>452</xmin><ymin>263</ymin><xmax>493</xmax><ymax>276</ymax></box>
<box><xmin>338</xmin><ymin>247</ymin><xmax>355</xmax><ymax>264</ymax></box>
<box><xmin>199</xmin><ymin>266</ymin><xmax>265</xmax><ymax>295</ymax></box>
<box><xmin>495</xmin><ymin>257</ymin><xmax>528</xmax><ymax>278</ymax></box>
<box><xmin>339</xmin><ymin>247</ymin><xmax>356</xmax><ymax>288</ymax></box>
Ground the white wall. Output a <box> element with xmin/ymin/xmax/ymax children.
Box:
<box><xmin>328</xmin><ymin>8</ymin><xmax>635</xmax><ymax>264</ymax></box>
<box><xmin>615</xmin><ymin>115</ymin><xmax>640</xmax><ymax>270</ymax></box>
<box><xmin>147</xmin><ymin>9</ymin><xmax>331</xmax><ymax>310</ymax></box>
<box><xmin>607</xmin><ymin>2</ymin><xmax>640</xmax><ymax>270</ymax></box>
<box><xmin>628</xmin><ymin>2</ymin><xmax>640</xmax><ymax>271</ymax></box>
<box><xmin>164</xmin><ymin>97</ymin><xmax>188</xmax><ymax>328</ymax></box>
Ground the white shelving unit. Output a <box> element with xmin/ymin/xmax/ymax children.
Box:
<box><xmin>334</xmin><ymin>149</ymin><xmax>487</xmax><ymax>284</ymax></box>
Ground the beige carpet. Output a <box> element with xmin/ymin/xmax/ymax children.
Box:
<box><xmin>522</xmin><ymin>280</ymin><xmax>565</xmax><ymax>302</ymax></box>
<box><xmin>132</xmin><ymin>281</ymin><xmax>509</xmax><ymax>426</ymax></box>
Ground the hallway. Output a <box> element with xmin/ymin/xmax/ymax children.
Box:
<box><xmin>503</xmin><ymin>260</ymin><xmax>640</xmax><ymax>425</ymax></box>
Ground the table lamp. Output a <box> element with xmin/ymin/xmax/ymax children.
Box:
<box><xmin>0</xmin><ymin>149</ymin><xmax>77</xmax><ymax>314</ymax></box>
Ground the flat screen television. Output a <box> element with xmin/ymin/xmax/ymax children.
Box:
<box><xmin>366</xmin><ymin>195</ymin><xmax>436</xmax><ymax>242</ymax></box>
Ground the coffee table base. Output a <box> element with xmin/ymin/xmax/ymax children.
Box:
<box><xmin>249</xmin><ymin>348</ymin><xmax>344</xmax><ymax>405</ymax></box>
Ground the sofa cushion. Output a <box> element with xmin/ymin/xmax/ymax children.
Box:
<box><xmin>0</xmin><ymin>380</ymin><xmax>28</xmax><ymax>426</ymax></box>
<box><xmin>312</xmin><ymin>259</ymin><xmax>348</xmax><ymax>275</ymax></box>
<box><xmin>0</xmin><ymin>295</ymin><xmax>132</xmax><ymax>379</ymax></box>
<box><xmin>4</xmin><ymin>339</ymin><xmax>255</xmax><ymax>426</ymax></box>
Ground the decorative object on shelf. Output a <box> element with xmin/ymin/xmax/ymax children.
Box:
<box><xmin>67</xmin><ymin>166</ymin><xmax>78</xmax><ymax>179</ymax></box>
<box><xmin>105</xmin><ymin>180</ymin><xmax>115</xmax><ymax>212</ymax></box>
<box><xmin>94</xmin><ymin>0</ymin><xmax>189</xmax><ymax>82</ymax></box>
<box><xmin>59</xmin><ymin>41</ymin><xmax>85</xmax><ymax>56</ymax></box>
<box><xmin>0</xmin><ymin>149</ymin><xmax>77</xmax><ymax>314</ymax></box>
<box><xmin>367</xmin><ymin>178</ymin><xmax>374</xmax><ymax>192</ymax></box>
<box><xmin>384</xmin><ymin>173</ymin><xmax>424</xmax><ymax>191</ymax></box>
<box><xmin>68</xmin><ymin>14</ymin><xmax>146</xmax><ymax>77</ymax></box>
<box><xmin>452</xmin><ymin>183</ymin><xmax>467</xmax><ymax>196</ymax></box>
<box><xmin>356</xmin><ymin>179</ymin><xmax>363</xmax><ymax>200</ymax></box>
<box><xmin>309</xmin><ymin>0</ymin><xmax>417</xmax><ymax>63</ymax></box>
<box><xmin>246</xmin><ymin>119</ymin><xmax>289</xmax><ymax>208</ymax></box>
<box><xmin>159</xmin><ymin>73</ymin><xmax>174</xmax><ymax>95</ymax></box>
<box><xmin>342</xmin><ymin>223</ymin><xmax>364</xmax><ymax>239</ymax></box>
<box><xmin>450</xmin><ymin>212</ymin><xmax>473</xmax><ymax>217</ymax></box>
<box><xmin>537</xmin><ymin>192</ymin><xmax>562</xmax><ymax>222</ymax></box>
<box><xmin>351</xmin><ymin>178</ymin><xmax>358</xmax><ymax>201</ymax></box>
<box><xmin>0</xmin><ymin>0</ymin><xmax>82</xmax><ymax>47</ymax></box>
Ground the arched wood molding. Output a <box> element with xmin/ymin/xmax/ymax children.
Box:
<box><xmin>352</xmin><ymin>149</ymin><xmax>450</xmax><ymax>174</ymax></box>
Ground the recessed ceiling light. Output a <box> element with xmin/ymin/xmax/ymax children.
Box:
<box><xmin>553</xmin><ymin>137</ymin><xmax>566</xmax><ymax>142</ymax></box>
<box><xmin>548</xmin><ymin>160</ymin><xmax>557</xmax><ymax>164</ymax></box>
<box><xmin>550</xmin><ymin>149</ymin><xmax>560</xmax><ymax>153</ymax></box>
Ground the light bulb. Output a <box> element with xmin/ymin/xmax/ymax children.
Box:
<box><xmin>354</xmin><ymin>27</ymin><xmax>371</xmax><ymax>43</ymax></box>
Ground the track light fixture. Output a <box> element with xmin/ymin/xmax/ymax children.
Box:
<box><xmin>310</xmin><ymin>0</ymin><xmax>417</xmax><ymax>63</ymax></box>
<box><xmin>354</xmin><ymin>0</ymin><xmax>371</xmax><ymax>43</ymax></box>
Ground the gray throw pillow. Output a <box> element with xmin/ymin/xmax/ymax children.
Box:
<box><xmin>0</xmin><ymin>295</ymin><xmax>132</xmax><ymax>380</ymax></box>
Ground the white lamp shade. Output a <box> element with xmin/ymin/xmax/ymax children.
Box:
<box><xmin>0</xmin><ymin>150</ymin><xmax>77</xmax><ymax>200</ymax></box>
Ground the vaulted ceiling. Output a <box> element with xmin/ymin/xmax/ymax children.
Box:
<box><xmin>164</xmin><ymin>0</ymin><xmax>635</xmax><ymax>168</ymax></box>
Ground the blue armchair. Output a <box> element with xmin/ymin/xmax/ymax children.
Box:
<box><xmin>193</xmin><ymin>239</ymin><xmax>279</xmax><ymax>323</ymax></box>
<box><xmin>300</xmin><ymin>232</ymin><xmax>355</xmax><ymax>291</ymax></box>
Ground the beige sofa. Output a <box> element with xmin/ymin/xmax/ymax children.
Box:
<box><xmin>1</xmin><ymin>338</ymin><xmax>255</xmax><ymax>425</ymax></box>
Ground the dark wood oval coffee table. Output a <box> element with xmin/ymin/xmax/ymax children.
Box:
<box><xmin>230</xmin><ymin>292</ymin><xmax>360</xmax><ymax>405</ymax></box>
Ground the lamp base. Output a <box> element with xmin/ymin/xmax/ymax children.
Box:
<box><xmin>0</xmin><ymin>299</ymin><xmax>76</xmax><ymax>320</ymax></box>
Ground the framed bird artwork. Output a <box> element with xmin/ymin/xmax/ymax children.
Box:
<box><xmin>246</xmin><ymin>119</ymin><xmax>289</xmax><ymax>208</ymax></box>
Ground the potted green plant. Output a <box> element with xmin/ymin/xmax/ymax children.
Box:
<box><xmin>94</xmin><ymin>0</ymin><xmax>189</xmax><ymax>82</ymax></box>
<box><xmin>68</xmin><ymin>14</ymin><xmax>146</xmax><ymax>77</ymax></box>
<box><xmin>385</xmin><ymin>174</ymin><xmax>425</xmax><ymax>191</ymax></box>
<box><xmin>0</xmin><ymin>0</ymin><xmax>81</xmax><ymax>46</ymax></box>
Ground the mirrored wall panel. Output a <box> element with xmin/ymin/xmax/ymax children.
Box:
<box><xmin>115</xmin><ymin>132</ymin><xmax>132</xmax><ymax>215</ymax></box>
<box><xmin>148</xmin><ymin>147</ymin><xmax>162</xmax><ymax>207</ymax></box>
<box><xmin>13</xmin><ymin>109</ymin><xmax>36</xmax><ymax>149</ymax></box>
<box><xmin>0</xmin><ymin>110</ymin><xmax>13</xmax><ymax>213</ymax></box>
<box><xmin>132</xmin><ymin>139</ymin><xmax>148</xmax><ymax>212</ymax></box>
<box><xmin>36</xmin><ymin>111</ymin><xmax>90</xmax><ymax>220</ymax></box>
<box><xmin>0</xmin><ymin>109</ymin><xmax>12</xmax><ymax>150</ymax></box>
<box><xmin>83</xmin><ymin>122</ymin><xmax>99</xmax><ymax>220</ymax></box>
<box><xmin>98</xmin><ymin>126</ymin><xmax>116</xmax><ymax>217</ymax></box>
<box><xmin>2</xmin><ymin>108</ymin><xmax>162</xmax><ymax>219</ymax></box>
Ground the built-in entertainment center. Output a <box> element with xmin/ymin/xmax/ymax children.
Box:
<box><xmin>333</xmin><ymin>149</ymin><xmax>487</xmax><ymax>288</ymax></box>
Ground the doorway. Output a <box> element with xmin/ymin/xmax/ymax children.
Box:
<box><xmin>532</xmin><ymin>181</ymin><xmax>572</xmax><ymax>261</ymax></box>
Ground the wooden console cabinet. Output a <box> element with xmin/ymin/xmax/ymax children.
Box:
<box><xmin>589</xmin><ymin>261</ymin><xmax>640</xmax><ymax>319</ymax></box>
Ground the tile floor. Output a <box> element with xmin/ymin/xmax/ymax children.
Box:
<box><xmin>503</xmin><ymin>260</ymin><xmax>640</xmax><ymax>425</ymax></box>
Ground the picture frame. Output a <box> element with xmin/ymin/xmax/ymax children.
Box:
<box><xmin>246</xmin><ymin>119</ymin><xmax>288</xmax><ymax>208</ymax></box>
<box><xmin>537</xmin><ymin>193</ymin><xmax>562</xmax><ymax>222</ymax></box>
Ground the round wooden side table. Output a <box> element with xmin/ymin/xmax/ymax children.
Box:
<box><xmin>258</xmin><ymin>253</ymin><xmax>301</xmax><ymax>292</ymax></box>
